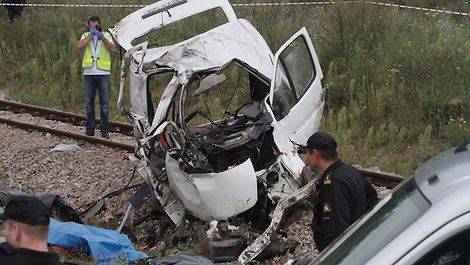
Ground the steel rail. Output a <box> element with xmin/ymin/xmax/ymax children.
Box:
<box><xmin>359</xmin><ymin>169</ymin><xmax>404</xmax><ymax>188</ymax></box>
<box><xmin>0</xmin><ymin>117</ymin><xmax>135</xmax><ymax>152</ymax></box>
<box><xmin>0</xmin><ymin>99</ymin><xmax>134</xmax><ymax>136</ymax></box>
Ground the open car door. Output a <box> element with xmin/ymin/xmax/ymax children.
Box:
<box><xmin>268</xmin><ymin>27</ymin><xmax>325</xmax><ymax>149</ymax></box>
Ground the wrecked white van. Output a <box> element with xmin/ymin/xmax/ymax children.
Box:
<box><xmin>110</xmin><ymin>0</ymin><xmax>324</xmax><ymax>262</ymax></box>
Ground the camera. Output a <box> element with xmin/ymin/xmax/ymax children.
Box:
<box><xmin>94</xmin><ymin>25</ymin><xmax>102</xmax><ymax>32</ymax></box>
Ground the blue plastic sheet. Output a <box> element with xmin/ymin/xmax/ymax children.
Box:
<box><xmin>48</xmin><ymin>218</ymin><xmax>148</xmax><ymax>264</ymax></box>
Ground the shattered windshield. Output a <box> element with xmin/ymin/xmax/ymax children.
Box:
<box><xmin>177</xmin><ymin>61</ymin><xmax>273</xmax><ymax>172</ymax></box>
<box><xmin>183</xmin><ymin>62</ymin><xmax>259</xmax><ymax>131</ymax></box>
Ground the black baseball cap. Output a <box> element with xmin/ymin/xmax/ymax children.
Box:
<box><xmin>307</xmin><ymin>132</ymin><xmax>337</xmax><ymax>150</ymax></box>
<box><xmin>0</xmin><ymin>195</ymin><xmax>50</xmax><ymax>226</ymax></box>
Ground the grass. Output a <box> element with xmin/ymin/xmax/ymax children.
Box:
<box><xmin>1</xmin><ymin>1</ymin><xmax>470</xmax><ymax>178</ymax></box>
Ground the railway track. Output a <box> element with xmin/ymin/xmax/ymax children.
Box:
<box><xmin>0</xmin><ymin>99</ymin><xmax>134</xmax><ymax>136</ymax></box>
<box><xmin>0</xmin><ymin>116</ymin><xmax>135</xmax><ymax>152</ymax></box>
<box><xmin>0</xmin><ymin>99</ymin><xmax>135</xmax><ymax>152</ymax></box>
<box><xmin>359</xmin><ymin>168</ymin><xmax>404</xmax><ymax>188</ymax></box>
<box><xmin>0</xmin><ymin>99</ymin><xmax>404</xmax><ymax>188</ymax></box>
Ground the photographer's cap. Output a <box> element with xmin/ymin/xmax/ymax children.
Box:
<box><xmin>307</xmin><ymin>132</ymin><xmax>337</xmax><ymax>151</ymax></box>
<box><xmin>0</xmin><ymin>195</ymin><xmax>50</xmax><ymax>226</ymax></box>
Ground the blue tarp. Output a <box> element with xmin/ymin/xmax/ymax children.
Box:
<box><xmin>48</xmin><ymin>218</ymin><xmax>148</xmax><ymax>264</ymax></box>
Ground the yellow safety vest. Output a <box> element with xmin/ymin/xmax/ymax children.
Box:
<box><xmin>81</xmin><ymin>32</ymin><xmax>112</xmax><ymax>71</ymax></box>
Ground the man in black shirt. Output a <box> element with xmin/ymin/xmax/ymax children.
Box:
<box><xmin>306</xmin><ymin>132</ymin><xmax>378</xmax><ymax>252</ymax></box>
<box><xmin>2</xmin><ymin>0</ymin><xmax>26</xmax><ymax>22</ymax></box>
<box><xmin>0</xmin><ymin>195</ymin><xmax>75</xmax><ymax>265</ymax></box>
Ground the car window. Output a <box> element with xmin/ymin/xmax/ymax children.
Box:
<box><xmin>272</xmin><ymin>35</ymin><xmax>315</xmax><ymax>120</ymax></box>
<box><xmin>146</xmin><ymin>71</ymin><xmax>176</xmax><ymax>124</ymax></box>
<box><xmin>282</xmin><ymin>37</ymin><xmax>316</xmax><ymax>97</ymax></box>
<box><xmin>132</xmin><ymin>7</ymin><xmax>229</xmax><ymax>48</ymax></box>
<box><xmin>311</xmin><ymin>176</ymin><xmax>431</xmax><ymax>265</ymax></box>
<box><xmin>413</xmin><ymin>228</ymin><xmax>470</xmax><ymax>265</ymax></box>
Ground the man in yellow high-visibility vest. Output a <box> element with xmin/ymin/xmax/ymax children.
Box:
<box><xmin>77</xmin><ymin>16</ymin><xmax>116</xmax><ymax>139</ymax></box>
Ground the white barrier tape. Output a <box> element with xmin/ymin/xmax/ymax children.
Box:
<box><xmin>369</xmin><ymin>2</ymin><xmax>470</xmax><ymax>16</ymax></box>
<box><xmin>0</xmin><ymin>3</ymin><xmax>147</xmax><ymax>8</ymax></box>
<box><xmin>1</xmin><ymin>1</ymin><xmax>469</xmax><ymax>17</ymax></box>
<box><xmin>231</xmin><ymin>2</ymin><xmax>339</xmax><ymax>6</ymax></box>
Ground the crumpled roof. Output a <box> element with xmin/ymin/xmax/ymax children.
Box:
<box><xmin>135</xmin><ymin>19</ymin><xmax>275</xmax><ymax>85</ymax></box>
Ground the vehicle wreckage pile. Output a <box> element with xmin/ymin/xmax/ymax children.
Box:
<box><xmin>107</xmin><ymin>0</ymin><xmax>326</xmax><ymax>262</ymax></box>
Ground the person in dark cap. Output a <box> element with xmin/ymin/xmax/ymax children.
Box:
<box><xmin>306</xmin><ymin>132</ymin><xmax>378</xmax><ymax>252</ymax></box>
<box><xmin>0</xmin><ymin>195</ymin><xmax>75</xmax><ymax>264</ymax></box>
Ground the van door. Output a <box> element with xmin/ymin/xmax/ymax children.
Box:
<box><xmin>268</xmin><ymin>27</ymin><xmax>325</xmax><ymax>146</ymax></box>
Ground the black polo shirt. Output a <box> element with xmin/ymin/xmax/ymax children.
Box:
<box><xmin>311</xmin><ymin>159</ymin><xmax>378</xmax><ymax>252</ymax></box>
